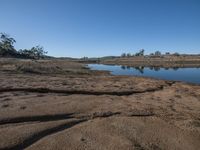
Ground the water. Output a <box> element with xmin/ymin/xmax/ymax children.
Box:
<box><xmin>88</xmin><ymin>64</ymin><xmax>200</xmax><ymax>84</ymax></box>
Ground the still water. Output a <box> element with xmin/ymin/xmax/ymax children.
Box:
<box><xmin>88</xmin><ymin>64</ymin><xmax>200</xmax><ymax>84</ymax></box>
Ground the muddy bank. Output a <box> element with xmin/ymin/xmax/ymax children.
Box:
<box><xmin>0</xmin><ymin>59</ymin><xmax>200</xmax><ymax>150</ymax></box>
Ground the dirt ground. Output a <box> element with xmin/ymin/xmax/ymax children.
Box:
<box><xmin>0</xmin><ymin>59</ymin><xmax>200</xmax><ymax>150</ymax></box>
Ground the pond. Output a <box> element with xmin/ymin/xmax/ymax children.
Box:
<box><xmin>88</xmin><ymin>64</ymin><xmax>200</xmax><ymax>84</ymax></box>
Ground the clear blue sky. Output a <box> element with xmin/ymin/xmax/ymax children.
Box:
<box><xmin>1</xmin><ymin>0</ymin><xmax>200</xmax><ymax>57</ymax></box>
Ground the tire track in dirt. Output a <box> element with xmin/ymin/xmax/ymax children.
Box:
<box><xmin>0</xmin><ymin>111</ymin><xmax>156</xmax><ymax>149</ymax></box>
<box><xmin>0</xmin><ymin>112</ymin><xmax>123</xmax><ymax>150</ymax></box>
<box><xmin>0</xmin><ymin>81</ymin><xmax>175</xmax><ymax>96</ymax></box>
<box><xmin>0</xmin><ymin>113</ymin><xmax>74</xmax><ymax>125</ymax></box>
<box><xmin>1</xmin><ymin>119</ymin><xmax>86</xmax><ymax>150</ymax></box>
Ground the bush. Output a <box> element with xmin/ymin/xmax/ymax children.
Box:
<box><xmin>121</xmin><ymin>53</ymin><xmax>126</xmax><ymax>57</ymax></box>
<box><xmin>19</xmin><ymin>46</ymin><xmax>47</xmax><ymax>59</ymax></box>
<box><xmin>154</xmin><ymin>51</ymin><xmax>161</xmax><ymax>56</ymax></box>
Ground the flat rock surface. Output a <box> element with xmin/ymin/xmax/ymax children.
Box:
<box><xmin>0</xmin><ymin>59</ymin><xmax>200</xmax><ymax>150</ymax></box>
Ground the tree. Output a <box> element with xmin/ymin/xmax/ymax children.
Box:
<box><xmin>19</xmin><ymin>45</ymin><xmax>47</xmax><ymax>59</ymax></box>
<box><xmin>126</xmin><ymin>53</ymin><xmax>131</xmax><ymax>57</ymax></box>
<box><xmin>139</xmin><ymin>49</ymin><xmax>145</xmax><ymax>56</ymax></box>
<box><xmin>0</xmin><ymin>32</ymin><xmax>48</xmax><ymax>59</ymax></box>
<box><xmin>18</xmin><ymin>49</ymin><xmax>34</xmax><ymax>58</ymax></box>
<box><xmin>0</xmin><ymin>33</ymin><xmax>17</xmax><ymax>56</ymax></box>
<box><xmin>121</xmin><ymin>53</ymin><xmax>126</xmax><ymax>57</ymax></box>
<box><xmin>154</xmin><ymin>51</ymin><xmax>161</xmax><ymax>56</ymax></box>
<box><xmin>135</xmin><ymin>49</ymin><xmax>145</xmax><ymax>56</ymax></box>
<box><xmin>81</xmin><ymin>56</ymin><xmax>88</xmax><ymax>60</ymax></box>
<box><xmin>173</xmin><ymin>52</ymin><xmax>180</xmax><ymax>56</ymax></box>
<box><xmin>30</xmin><ymin>45</ymin><xmax>47</xmax><ymax>58</ymax></box>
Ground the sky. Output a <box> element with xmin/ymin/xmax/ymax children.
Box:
<box><xmin>0</xmin><ymin>0</ymin><xmax>200</xmax><ymax>58</ymax></box>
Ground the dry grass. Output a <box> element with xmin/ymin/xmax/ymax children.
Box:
<box><xmin>16</xmin><ymin>61</ymin><xmax>63</xmax><ymax>74</ymax></box>
<box><xmin>0</xmin><ymin>58</ymin><xmax>98</xmax><ymax>75</ymax></box>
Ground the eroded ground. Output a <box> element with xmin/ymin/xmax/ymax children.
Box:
<box><xmin>0</xmin><ymin>59</ymin><xmax>200</xmax><ymax>150</ymax></box>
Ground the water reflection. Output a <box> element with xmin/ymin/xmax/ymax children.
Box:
<box><xmin>172</xmin><ymin>67</ymin><xmax>179</xmax><ymax>71</ymax></box>
<box><xmin>121</xmin><ymin>66</ymin><xmax>144</xmax><ymax>74</ymax></box>
<box><xmin>121</xmin><ymin>66</ymin><xmax>160</xmax><ymax>73</ymax></box>
<box><xmin>88</xmin><ymin>64</ymin><xmax>200</xmax><ymax>84</ymax></box>
<box><xmin>120</xmin><ymin>65</ymin><xmax>181</xmax><ymax>74</ymax></box>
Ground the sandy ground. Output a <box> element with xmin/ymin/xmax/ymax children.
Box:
<box><xmin>0</xmin><ymin>59</ymin><xmax>200</xmax><ymax>150</ymax></box>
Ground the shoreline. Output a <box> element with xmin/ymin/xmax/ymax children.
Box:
<box><xmin>80</xmin><ymin>55</ymin><xmax>200</xmax><ymax>68</ymax></box>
